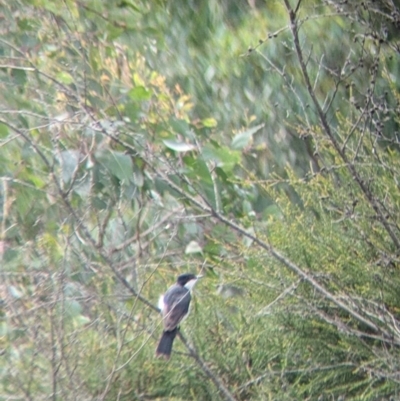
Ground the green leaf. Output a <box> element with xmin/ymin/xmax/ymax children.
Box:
<box><xmin>128</xmin><ymin>86</ymin><xmax>152</xmax><ymax>101</ymax></box>
<box><xmin>92</xmin><ymin>197</ymin><xmax>107</xmax><ymax>210</ymax></box>
<box><xmin>263</xmin><ymin>204</ymin><xmax>282</xmax><ymax>218</ymax></box>
<box><xmin>98</xmin><ymin>150</ymin><xmax>133</xmax><ymax>182</ymax></box>
<box><xmin>125</xmin><ymin>102</ymin><xmax>140</xmax><ymax>121</ymax></box>
<box><xmin>0</xmin><ymin>123</ymin><xmax>9</xmax><ymax>138</ymax></box>
<box><xmin>59</xmin><ymin>150</ymin><xmax>80</xmax><ymax>183</ymax></box>
<box><xmin>0</xmin><ymin>321</ymin><xmax>8</xmax><ymax>337</ymax></box>
<box><xmin>74</xmin><ymin>315</ymin><xmax>91</xmax><ymax>327</ymax></box>
<box><xmin>201</xmin><ymin>118</ymin><xmax>218</xmax><ymax>128</ymax></box>
<box><xmin>202</xmin><ymin>144</ymin><xmax>241</xmax><ymax>173</ymax></box>
<box><xmin>163</xmin><ymin>139</ymin><xmax>195</xmax><ymax>152</ymax></box>
<box><xmin>26</xmin><ymin>173</ymin><xmax>46</xmax><ymax>189</ymax></box>
<box><xmin>65</xmin><ymin>300</ymin><xmax>82</xmax><ymax>318</ymax></box>
<box><xmin>169</xmin><ymin>118</ymin><xmax>193</xmax><ymax>138</ymax></box>
<box><xmin>41</xmin><ymin>0</ymin><xmax>61</xmax><ymax>14</ymax></box>
<box><xmin>56</xmin><ymin>71</ymin><xmax>74</xmax><ymax>85</ymax></box>
<box><xmin>183</xmin><ymin>156</ymin><xmax>213</xmax><ymax>184</ymax></box>
<box><xmin>117</xmin><ymin>0</ymin><xmax>142</xmax><ymax>12</ymax></box>
<box><xmin>17</xmin><ymin>18</ymin><xmax>37</xmax><ymax>31</ymax></box>
<box><xmin>3</xmin><ymin>248</ymin><xmax>18</xmax><ymax>263</ymax></box>
<box><xmin>12</xmin><ymin>69</ymin><xmax>27</xmax><ymax>87</ymax></box>
<box><xmin>231</xmin><ymin>123</ymin><xmax>264</xmax><ymax>150</ymax></box>
<box><xmin>106</xmin><ymin>26</ymin><xmax>124</xmax><ymax>41</ymax></box>
<box><xmin>132</xmin><ymin>164</ymin><xmax>144</xmax><ymax>187</ymax></box>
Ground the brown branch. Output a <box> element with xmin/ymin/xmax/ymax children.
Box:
<box><xmin>178</xmin><ymin>332</ymin><xmax>237</xmax><ymax>401</ymax></box>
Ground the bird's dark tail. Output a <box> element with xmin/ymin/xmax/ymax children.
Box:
<box><xmin>156</xmin><ymin>328</ymin><xmax>178</xmax><ymax>359</ymax></box>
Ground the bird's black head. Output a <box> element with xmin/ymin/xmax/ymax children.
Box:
<box><xmin>177</xmin><ymin>273</ymin><xmax>199</xmax><ymax>286</ymax></box>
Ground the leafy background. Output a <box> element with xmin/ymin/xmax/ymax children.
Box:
<box><xmin>1</xmin><ymin>0</ymin><xmax>400</xmax><ymax>400</ymax></box>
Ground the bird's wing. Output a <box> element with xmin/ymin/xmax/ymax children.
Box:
<box><xmin>162</xmin><ymin>286</ymin><xmax>191</xmax><ymax>331</ymax></box>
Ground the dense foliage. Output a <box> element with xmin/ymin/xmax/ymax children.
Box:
<box><xmin>1</xmin><ymin>0</ymin><xmax>400</xmax><ymax>400</ymax></box>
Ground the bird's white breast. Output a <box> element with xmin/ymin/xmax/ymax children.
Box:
<box><xmin>158</xmin><ymin>294</ymin><xmax>165</xmax><ymax>312</ymax></box>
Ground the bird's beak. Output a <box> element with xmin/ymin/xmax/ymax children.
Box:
<box><xmin>196</xmin><ymin>275</ymin><xmax>203</xmax><ymax>279</ymax></box>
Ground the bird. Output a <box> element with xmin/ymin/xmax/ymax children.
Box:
<box><xmin>156</xmin><ymin>273</ymin><xmax>201</xmax><ymax>359</ymax></box>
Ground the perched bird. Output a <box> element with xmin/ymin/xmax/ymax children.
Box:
<box><xmin>156</xmin><ymin>273</ymin><xmax>201</xmax><ymax>359</ymax></box>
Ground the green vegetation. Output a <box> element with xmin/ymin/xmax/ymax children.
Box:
<box><xmin>1</xmin><ymin>0</ymin><xmax>400</xmax><ymax>400</ymax></box>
